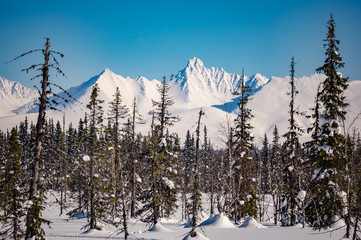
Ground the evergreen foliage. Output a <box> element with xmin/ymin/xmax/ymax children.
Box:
<box><xmin>305</xmin><ymin>14</ymin><xmax>349</xmax><ymax>228</ymax></box>
<box><xmin>0</xmin><ymin>128</ymin><xmax>26</xmax><ymax>240</ymax></box>
<box><xmin>0</xmin><ymin>15</ymin><xmax>359</xmax><ymax>239</ymax></box>
<box><xmin>231</xmin><ymin>69</ymin><xmax>258</xmax><ymax>221</ymax></box>
<box><xmin>281</xmin><ymin>57</ymin><xmax>304</xmax><ymax>226</ymax></box>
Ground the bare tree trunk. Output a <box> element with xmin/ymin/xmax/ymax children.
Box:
<box><xmin>130</xmin><ymin>98</ymin><xmax>137</xmax><ymax>218</ymax></box>
<box><xmin>25</xmin><ymin>38</ymin><xmax>50</xmax><ymax>239</ymax></box>
<box><xmin>217</xmin><ymin>156</ymin><xmax>224</xmax><ymax>214</ymax></box>
<box><xmin>352</xmin><ymin>216</ymin><xmax>358</xmax><ymax>240</ymax></box>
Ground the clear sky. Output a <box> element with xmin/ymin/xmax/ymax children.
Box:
<box><xmin>0</xmin><ymin>0</ymin><xmax>360</xmax><ymax>90</ymax></box>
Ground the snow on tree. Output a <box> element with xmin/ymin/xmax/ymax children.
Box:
<box><xmin>85</xmin><ymin>83</ymin><xmax>106</xmax><ymax>230</ymax></box>
<box><xmin>305</xmin><ymin>14</ymin><xmax>349</xmax><ymax>229</ymax></box>
<box><xmin>189</xmin><ymin>108</ymin><xmax>205</xmax><ymax>237</ymax></box>
<box><xmin>281</xmin><ymin>57</ymin><xmax>304</xmax><ymax>226</ymax></box>
<box><xmin>0</xmin><ymin>128</ymin><xmax>26</xmax><ymax>240</ymax></box>
<box><xmin>231</xmin><ymin>69</ymin><xmax>258</xmax><ymax>221</ymax></box>
<box><xmin>138</xmin><ymin>76</ymin><xmax>179</xmax><ymax>226</ymax></box>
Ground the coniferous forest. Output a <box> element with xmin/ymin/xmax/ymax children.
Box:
<box><xmin>0</xmin><ymin>15</ymin><xmax>360</xmax><ymax>240</ymax></box>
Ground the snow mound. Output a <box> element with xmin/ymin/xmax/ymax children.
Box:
<box><xmin>331</xmin><ymin>216</ymin><xmax>346</xmax><ymax>229</ymax></box>
<box><xmin>200</xmin><ymin>213</ymin><xmax>237</xmax><ymax>228</ymax></box>
<box><xmin>240</xmin><ymin>217</ymin><xmax>267</xmax><ymax>228</ymax></box>
<box><xmin>148</xmin><ymin>223</ymin><xmax>173</xmax><ymax>232</ymax></box>
<box><xmin>184</xmin><ymin>212</ymin><xmax>208</xmax><ymax>228</ymax></box>
<box><xmin>182</xmin><ymin>231</ymin><xmax>210</xmax><ymax>240</ymax></box>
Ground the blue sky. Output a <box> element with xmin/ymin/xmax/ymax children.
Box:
<box><xmin>0</xmin><ymin>0</ymin><xmax>360</xmax><ymax>89</ymax></box>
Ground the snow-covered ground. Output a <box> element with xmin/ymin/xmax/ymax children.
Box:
<box><xmin>41</xmin><ymin>192</ymin><xmax>345</xmax><ymax>240</ymax></box>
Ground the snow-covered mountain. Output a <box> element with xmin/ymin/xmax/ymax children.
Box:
<box><xmin>170</xmin><ymin>57</ymin><xmax>269</xmax><ymax>108</ymax></box>
<box><xmin>0</xmin><ymin>58</ymin><xmax>360</xmax><ymax>147</ymax></box>
<box><xmin>0</xmin><ymin>77</ymin><xmax>38</xmax><ymax>117</ymax></box>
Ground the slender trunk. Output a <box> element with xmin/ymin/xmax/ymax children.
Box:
<box><xmin>273</xmin><ymin>194</ymin><xmax>278</xmax><ymax>226</ymax></box>
<box><xmin>210</xmin><ymin>172</ymin><xmax>214</xmax><ymax>215</ymax></box>
<box><xmin>217</xmin><ymin>156</ymin><xmax>224</xmax><ymax>214</ymax></box>
<box><xmin>111</xmin><ymin>140</ymin><xmax>117</xmax><ymax>221</ymax></box>
<box><xmin>120</xmin><ymin>168</ymin><xmax>128</xmax><ymax>239</ymax></box>
<box><xmin>352</xmin><ymin>216</ymin><xmax>358</xmax><ymax>240</ymax></box>
<box><xmin>191</xmin><ymin>109</ymin><xmax>203</xmax><ymax>237</ymax></box>
<box><xmin>13</xmin><ymin>186</ymin><xmax>18</xmax><ymax>240</ymax></box>
<box><xmin>90</xmin><ymin>157</ymin><xmax>96</xmax><ymax>229</ymax></box>
<box><xmin>90</xmin><ymin>118</ymin><xmax>96</xmax><ymax>229</ymax></box>
<box><xmin>25</xmin><ymin>38</ymin><xmax>50</xmax><ymax>239</ymax></box>
<box><xmin>130</xmin><ymin>98</ymin><xmax>137</xmax><ymax>218</ymax></box>
<box><xmin>151</xmin><ymin>114</ymin><xmax>158</xmax><ymax>225</ymax></box>
<box><xmin>60</xmin><ymin>187</ymin><xmax>63</xmax><ymax>215</ymax></box>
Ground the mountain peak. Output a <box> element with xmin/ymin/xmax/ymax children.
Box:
<box><xmin>186</xmin><ymin>57</ymin><xmax>204</xmax><ymax>69</ymax></box>
<box><xmin>101</xmin><ymin>68</ymin><xmax>113</xmax><ymax>74</ymax></box>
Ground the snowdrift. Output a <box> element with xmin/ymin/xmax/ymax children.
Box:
<box><xmin>200</xmin><ymin>213</ymin><xmax>237</xmax><ymax>228</ymax></box>
<box><xmin>240</xmin><ymin>217</ymin><xmax>267</xmax><ymax>228</ymax></box>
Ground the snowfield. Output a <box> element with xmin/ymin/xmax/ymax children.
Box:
<box><xmin>40</xmin><ymin>192</ymin><xmax>345</xmax><ymax>240</ymax></box>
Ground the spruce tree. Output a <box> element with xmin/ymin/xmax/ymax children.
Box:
<box><xmin>261</xmin><ymin>134</ymin><xmax>271</xmax><ymax>194</ymax></box>
<box><xmin>125</xmin><ymin>97</ymin><xmax>143</xmax><ymax>219</ymax></box>
<box><xmin>139</xmin><ymin>76</ymin><xmax>179</xmax><ymax>226</ymax></box>
<box><xmin>281</xmin><ymin>57</ymin><xmax>304</xmax><ymax>226</ymax></box>
<box><xmin>108</xmin><ymin>87</ymin><xmax>129</xmax><ymax>238</ymax></box>
<box><xmin>86</xmin><ymin>83</ymin><xmax>105</xmax><ymax>230</ymax></box>
<box><xmin>232</xmin><ymin>69</ymin><xmax>258</xmax><ymax>221</ymax></box>
<box><xmin>270</xmin><ymin>125</ymin><xmax>283</xmax><ymax>226</ymax></box>
<box><xmin>190</xmin><ymin>108</ymin><xmax>204</xmax><ymax>237</ymax></box>
<box><xmin>0</xmin><ymin>128</ymin><xmax>26</xmax><ymax>240</ymax></box>
<box><xmin>306</xmin><ymin>14</ymin><xmax>349</xmax><ymax>228</ymax></box>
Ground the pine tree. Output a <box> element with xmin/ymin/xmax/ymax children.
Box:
<box><xmin>261</xmin><ymin>134</ymin><xmax>271</xmax><ymax>194</ymax></box>
<box><xmin>258</xmin><ymin>134</ymin><xmax>270</xmax><ymax>221</ymax></box>
<box><xmin>54</xmin><ymin>120</ymin><xmax>68</xmax><ymax>216</ymax></box>
<box><xmin>190</xmin><ymin>108</ymin><xmax>204</xmax><ymax>237</ymax></box>
<box><xmin>0</xmin><ymin>128</ymin><xmax>26</xmax><ymax>240</ymax></box>
<box><xmin>86</xmin><ymin>83</ymin><xmax>105</xmax><ymax>230</ymax></box>
<box><xmin>281</xmin><ymin>57</ymin><xmax>304</xmax><ymax>226</ymax></box>
<box><xmin>201</xmin><ymin>126</ymin><xmax>217</xmax><ymax>215</ymax></box>
<box><xmin>69</xmin><ymin>117</ymin><xmax>89</xmax><ymax>214</ymax></box>
<box><xmin>232</xmin><ymin>69</ymin><xmax>258</xmax><ymax>221</ymax></box>
<box><xmin>126</xmin><ymin>97</ymin><xmax>143</xmax><ymax>219</ymax></box>
<box><xmin>180</xmin><ymin>130</ymin><xmax>193</xmax><ymax>221</ymax></box>
<box><xmin>270</xmin><ymin>125</ymin><xmax>283</xmax><ymax>225</ymax></box>
<box><xmin>306</xmin><ymin>14</ymin><xmax>349</xmax><ymax>228</ymax></box>
<box><xmin>108</xmin><ymin>87</ymin><xmax>129</xmax><ymax>238</ymax></box>
<box><xmin>139</xmin><ymin>76</ymin><xmax>179</xmax><ymax>226</ymax></box>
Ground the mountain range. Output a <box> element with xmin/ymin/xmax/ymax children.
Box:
<box><xmin>1</xmin><ymin>57</ymin><xmax>360</xmax><ymax>147</ymax></box>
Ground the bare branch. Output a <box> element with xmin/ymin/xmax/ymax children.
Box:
<box><xmin>30</xmin><ymin>74</ymin><xmax>43</xmax><ymax>81</ymax></box>
<box><xmin>49</xmin><ymin>82</ymin><xmax>78</xmax><ymax>104</ymax></box>
<box><xmin>21</xmin><ymin>64</ymin><xmax>43</xmax><ymax>73</ymax></box>
<box><xmin>49</xmin><ymin>50</ymin><xmax>64</xmax><ymax>58</ymax></box>
<box><xmin>347</xmin><ymin>112</ymin><xmax>361</xmax><ymax>134</ymax></box>
<box><xmin>6</xmin><ymin>49</ymin><xmax>42</xmax><ymax>63</ymax></box>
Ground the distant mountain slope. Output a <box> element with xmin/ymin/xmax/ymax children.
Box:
<box><xmin>0</xmin><ymin>77</ymin><xmax>38</xmax><ymax>117</ymax></box>
<box><xmin>0</xmin><ymin>58</ymin><xmax>360</xmax><ymax>148</ymax></box>
<box><xmin>170</xmin><ymin>57</ymin><xmax>269</xmax><ymax>108</ymax></box>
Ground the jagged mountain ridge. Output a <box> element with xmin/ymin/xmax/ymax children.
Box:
<box><xmin>0</xmin><ymin>58</ymin><xmax>360</xmax><ymax>147</ymax></box>
<box><xmin>48</xmin><ymin>57</ymin><xmax>269</xmax><ymax>112</ymax></box>
<box><xmin>170</xmin><ymin>57</ymin><xmax>269</xmax><ymax>107</ymax></box>
<box><xmin>0</xmin><ymin>77</ymin><xmax>38</xmax><ymax>116</ymax></box>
